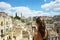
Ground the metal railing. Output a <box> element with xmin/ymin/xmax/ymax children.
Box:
<box><xmin>47</xmin><ymin>36</ymin><xmax>60</xmax><ymax>40</ymax></box>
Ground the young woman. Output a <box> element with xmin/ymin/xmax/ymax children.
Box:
<box><xmin>34</xmin><ymin>17</ymin><xmax>48</xmax><ymax>40</ymax></box>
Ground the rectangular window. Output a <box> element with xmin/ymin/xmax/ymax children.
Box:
<box><xmin>1</xmin><ymin>29</ymin><xmax>3</xmax><ymax>33</ymax></box>
<box><xmin>1</xmin><ymin>22</ymin><xmax>3</xmax><ymax>26</ymax></box>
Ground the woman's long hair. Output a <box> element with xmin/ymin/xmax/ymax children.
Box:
<box><xmin>36</xmin><ymin>17</ymin><xmax>45</xmax><ymax>38</ymax></box>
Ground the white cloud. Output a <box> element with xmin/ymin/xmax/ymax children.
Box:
<box><xmin>11</xmin><ymin>7</ymin><xmax>33</xmax><ymax>17</ymax></box>
<box><xmin>13</xmin><ymin>7</ymin><xmax>53</xmax><ymax>17</ymax></box>
<box><xmin>3</xmin><ymin>8</ymin><xmax>16</xmax><ymax>16</ymax></box>
<box><xmin>0</xmin><ymin>2</ymin><xmax>11</xmax><ymax>9</ymax></box>
<box><xmin>41</xmin><ymin>1</ymin><xmax>55</xmax><ymax>9</ymax></box>
<box><xmin>56</xmin><ymin>0</ymin><xmax>60</xmax><ymax>2</ymax></box>
<box><xmin>32</xmin><ymin>11</ymin><xmax>52</xmax><ymax>16</ymax></box>
<box><xmin>4</xmin><ymin>6</ymin><xmax>52</xmax><ymax>17</ymax></box>
<box><xmin>14</xmin><ymin>7</ymin><xmax>32</xmax><ymax>14</ymax></box>
<box><xmin>44</xmin><ymin>0</ymin><xmax>46</xmax><ymax>2</ymax></box>
<box><xmin>0</xmin><ymin>2</ymin><xmax>60</xmax><ymax>17</ymax></box>
<box><xmin>41</xmin><ymin>0</ymin><xmax>60</xmax><ymax>10</ymax></box>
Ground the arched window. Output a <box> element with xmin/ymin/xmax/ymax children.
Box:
<box><xmin>1</xmin><ymin>29</ymin><xmax>4</xmax><ymax>37</ymax></box>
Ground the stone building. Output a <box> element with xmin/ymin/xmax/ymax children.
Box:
<box><xmin>0</xmin><ymin>12</ymin><xmax>13</xmax><ymax>40</ymax></box>
<box><xmin>53</xmin><ymin>15</ymin><xmax>60</xmax><ymax>33</ymax></box>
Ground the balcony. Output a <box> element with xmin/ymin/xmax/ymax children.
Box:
<box><xmin>47</xmin><ymin>36</ymin><xmax>60</xmax><ymax>40</ymax></box>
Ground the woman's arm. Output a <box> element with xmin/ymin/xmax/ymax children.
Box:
<box><xmin>43</xmin><ymin>29</ymin><xmax>48</xmax><ymax>39</ymax></box>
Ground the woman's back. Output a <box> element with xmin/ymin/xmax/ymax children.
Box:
<box><xmin>34</xmin><ymin>32</ymin><xmax>43</xmax><ymax>40</ymax></box>
<box><xmin>34</xmin><ymin>17</ymin><xmax>47</xmax><ymax>40</ymax></box>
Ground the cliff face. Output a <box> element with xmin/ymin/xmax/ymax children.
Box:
<box><xmin>0</xmin><ymin>12</ymin><xmax>8</xmax><ymax>16</ymax></box>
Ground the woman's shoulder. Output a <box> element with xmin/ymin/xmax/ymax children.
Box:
<box><xmin>34</xmin><ymin>32</ymin><xmax>43</xmax><ymax>40</ymax></box>
<box><xmin>34</xmin><ymin>32</ymin><xmax>41</xmax><ymax>37</ymax></box>
<box><xmin>34</xmin><ymin>32</ymin><xmax>39</xmax><ymax>38</ymax></box>
<box><xmin>34</xmin><ymin>32</ymin><xmax>37</xmax><ymax>36</ymax></box>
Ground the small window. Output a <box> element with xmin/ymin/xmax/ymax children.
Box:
<box><xmin>1</xmin><ymin>29</ymin><xmax>3</xmax><ymax>33</ymax></box>
<box><xmin>1</xmin><ymin>29</ymin><xmax>4</xmax><ymax>37</ymax></box>
<box><xmin>1</xmin><ymin>22</ymin><xmax>3</xmax><ymax>26</ymax></box>
<box><xmin>9</xmin><ymin>36</ymin><xmax>11</xmax><ymax>39</ymax></box>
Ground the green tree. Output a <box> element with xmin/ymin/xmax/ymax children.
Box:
<box><xmin>14</xmin><ymin>13</ymin><xmax>20</xmax><ymax>20</ymax></box>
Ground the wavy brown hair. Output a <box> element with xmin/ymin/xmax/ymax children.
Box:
<box><xmin>36</xmin><ymin>17</ymin><xmax>45</xmax><ymax>38</ymax></box>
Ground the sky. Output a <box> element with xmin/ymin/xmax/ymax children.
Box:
<box><xmin>0</xmin><ymin>0</ymin><xmax>60</xmax><ymax>17</ymax></box>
